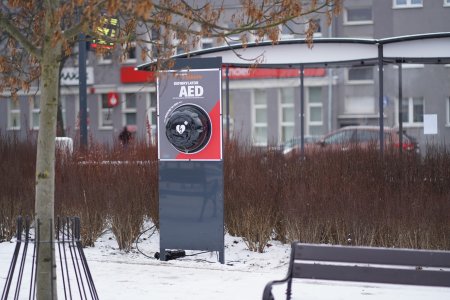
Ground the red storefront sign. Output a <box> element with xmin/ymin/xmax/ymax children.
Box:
<box><xmin>223</xmin><ymin>67</ymin><xmax>325</xmax><ymax>79</ymax></box>
<box><xmin>120</xmin><ymin>66</ymin><xmax>325</xmax><ymax>84</ymax></box>
<box><xmin>121</xmin><ymin>66</ymin><xmax>156</xmax><ymax>83</ymax></box>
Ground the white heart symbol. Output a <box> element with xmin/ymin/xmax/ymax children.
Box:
<box><xmin>176</xmin><ymin>124</ymin><xmax>186</xmax><ymax>134</ymax></box>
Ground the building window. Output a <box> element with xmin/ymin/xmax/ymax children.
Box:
<box><xmin>122</xmin><ymin>42</ymin><xmax>137</xmax><ymax>63</ymax></box>
<box><xmin>393</xmin><ymin>0</ymin><xmax>423</xmax><ymax>8</ymax></box>
<box><xmin>98</xmin><ymin>51</ymin><xmax>112</xmax><ymax>64</ymax></box>
<box><xmin>201</xmin><ymin>37</ymin><xmax>214</xmax><ymax>49</ymax></box>
<box><xmin>308</xmin><ymin>87</ymin><xmax>323</xmax><ymax>136</ymax></box>
<box><xmin>344</xmin><ymin>7</ymin><xmax>373</xmax><ymax>25</ymax></box>
<box><xmin>345</xmin><ymin>97</ymin><xmax>375</xmax><ymax>114</ymax></box>
<box><xmin>279</xmin><ymin>88</ymin><xmax>295</xmax><ymax>143</ymax></box>
<box><xmin>305</xmin><ymin>19</ymin><xmax>322</xmax><ymax>37</ymax></box>
<box><xmin>122</xmin><ymin>93</ymin><xmax>137</xmax><ymax>126</ymax></box>
<box><xmin>99</xmin><ymin>94</ymin><xmax>113</xmax><ymax>129</ymax></box>
<box><xmin>7</xmin><ymin>99</ymin><xmax>21</xmax><ymax>130</ymax></box>
<box><xmin>252</xmin><ymin>89</ymin><xmax>268</xmax><ymax>146</ymax></box>
<box><xmin>347</xmin><ymin>66</ymin><xmax>374</xmax><ymax>83</ymax></box>
<box><xmin>30</xmin><ymin>96</ymin><xmax>40</xmax><ymax>130</ymax></box>
<box><xmin>445</xmin><ymin>0</ymin><xmax>450</xmax><ymax>7</ymax></box>
<box><xmin>280</xmin><ymin>21</ymin><xmax>296</xmax><ymax>40</ymax></box>
<box><xmin>401</xmin><ymin>97</ymin><xmax>424</xmax><ymax>126</ymax></box>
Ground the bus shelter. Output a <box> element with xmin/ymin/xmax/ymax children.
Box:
<box><xmin>138</xmin><ymin>32</ymin><xmax>450</xmax><ymax>156</ymax></box>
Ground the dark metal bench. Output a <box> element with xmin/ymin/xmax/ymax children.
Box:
<box><xmin>262</xmin><ymin>242</ymin><xmax>450</xmax><ymax>300</ymax></box>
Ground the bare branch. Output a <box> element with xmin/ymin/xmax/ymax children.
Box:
<box><xmin>0</xmin><ymin>12</ymin><xmax>42</xmax><ymax>59</ymax></box>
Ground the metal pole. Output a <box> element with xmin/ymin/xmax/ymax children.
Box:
<box><xmin>327</xmin><ymin>20</ymin><xmax>333</xmax><ymax>133</ymax></box>
<box><xmin>78</xmin><ymin>33</ymin><xmax>88</xmax><ymax>149</ymax></box>
<box><xmin>300</xmin><ymin>65</ymin><xmax>305</xmax><ymax>158</ymax></box>
<box><xmin>225</xmin><ymin>65</ymin><xmax>230</xmax><ymax>141</ymax></box>
<box><xmin>327</xmin><ymin>69</ymin><xmax>333</xmax><ymax>133</ymax></box>
<box><xmin>378</xmin><ymin>44</ymin><xmax>384</xmax><ymax>155</ymax></box>
<box><xmin>398</xmin><ymin>63</ymin><xmax>403</xmax><ymax>154</ymax></box>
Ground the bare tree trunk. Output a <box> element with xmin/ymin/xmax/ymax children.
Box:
<box><xmin>35</xmin><ymin>15</ymin><xmax>61</xmax><ymax>300</ymax></box>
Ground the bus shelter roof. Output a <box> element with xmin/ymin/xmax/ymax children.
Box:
<box><xmin>136</xmin><ymin>32</ymin><xmax>450</xmax><ymax>70</ymax></box>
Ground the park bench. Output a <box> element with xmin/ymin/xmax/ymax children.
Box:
<box><xmin>262</xmin><ymin>242</ymin><xmax>450</xmax><ymax>300</ymax></box>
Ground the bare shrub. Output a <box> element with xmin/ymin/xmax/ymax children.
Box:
<box><xmin>280</xmin><ymin>147</ymin><xmax>450</xmax><ymax>250</ymax></box>
<box><xmin>224</xmin><ymin>140</ymin><xmax>282</xmax><ymax>252</ymax></box>
<box><xmin>225</xmin><ymin>140</ymin><xmax>449</xmax><ymax>251</ymax></box>
<box><xmin>55</xmin><ymin>146</ymin><xmax>108</xmax><ymax>247</ymax></box>
<box><xmin>55</xmin><ymin>140</ymin><xmax>157</xmax><ymax>248</ymax></box>
<box><xmin>110</xmin><ymin>140</ymin><xmax>159</xmax><ymax>227</ymax></box>
<box><xmin>3</xmin><ymin>132</ymin><xmax>449</xmax><ymax>252</ymax></box>
<box><xmin>0</xmin><ymin>133</ymin><xmax>35</xmax><ymax>241</ymax></box>
<box><xmin>107</xmin><ymin>164</ymin><xmax>147</xmax><ymax>252</ymax></box>
<box><xmin>96</xmin><ymin>140</ymin><xmax>156</xmax><ymax>251</ymax></box>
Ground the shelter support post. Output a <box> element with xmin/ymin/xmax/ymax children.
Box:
<box><xmin>225</xmin><ymin>65</ymin><xmax>230</xmax><ymax>141</ymax></box>
<box><xmin>299</xmin><ymin>65</ymin><xmax>305</xmax><ymax>158</ymax></box>
<box><xmin>398</xmin><ymin>63</ymin><xmax>403</xmax><ymax>154</ymax></box>
<box><xmin>78</xmin><ymin>33</ymin><xmax>88</xmax><ymax>149</ymax></box>
<box><xmin>327</xmin><ymin>68</ymin><xmax>333</xmax><ymax>133</ymax></box>
<box><xmin>378</xmin><ymin>44</ymin><xmax>384</xmax><ymax>155</ymax></box>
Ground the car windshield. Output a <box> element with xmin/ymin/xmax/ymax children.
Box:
<box><xmin>323</xmin><ymin>130</ymin><xmax>353</xmax><ymax>144</ymax></box>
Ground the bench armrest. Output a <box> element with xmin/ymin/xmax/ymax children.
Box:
<box><xmin>262</xmin><ymin>278</ymin><xmax>292</xmax><ymax>300</ymax></box>
<box><xmin>262</xmin><ymin>281</ymin><xmax>275</xmax><ymax>300</ymax></box>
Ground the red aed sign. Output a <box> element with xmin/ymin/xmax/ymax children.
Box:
<box><xmin>107</xmin><ymin>92</ymin><xmax>119</xmax><ymax>107</ymax></box>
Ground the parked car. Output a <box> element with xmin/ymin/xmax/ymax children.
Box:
<box><xmin>287</xmin><ymin>126</ymin><xmax>419</xmax><ymax>155</ymax></box>
<box><xmin>281</xmin><ymin>136</ymin><xmax>320</xmax><ymax>155</ymax></box>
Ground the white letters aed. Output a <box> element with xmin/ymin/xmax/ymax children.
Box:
<box><xmin>179</xmin><ymin>85</ymin><xmax>204</xmax><ymax>97</ymax></box>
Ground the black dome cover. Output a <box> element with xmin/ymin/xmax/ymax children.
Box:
<box><xmin>165</xmin><ymin>104</ymin><xmax>212</xmax><ymax>153</ymax></box>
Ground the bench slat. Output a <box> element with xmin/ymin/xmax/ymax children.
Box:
<box><xmin>294</xmin><ymin>244</ymin><xmax>450</xmax><ymax>268</ymax></box>
<box><xmin>293</xmin><ymin>263</ymin><xmax>450</xmax><ymax>287</ymax></box>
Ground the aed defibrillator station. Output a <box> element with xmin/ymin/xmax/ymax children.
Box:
<box><xmin>157</xmin><ymin>57</ymin><xmax>224</xmax><ymax>263</ymax></box>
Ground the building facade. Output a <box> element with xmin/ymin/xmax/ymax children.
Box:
<box><xmin>1</xmin><ymin>0</ymin><xmax>449</xmax><ymax>150</ymax></box>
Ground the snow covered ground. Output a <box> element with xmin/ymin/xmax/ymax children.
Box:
<box><xmin>1</xmin><ymin>225</ymin><xmax>450</xmax><ymax>300</ymax></box>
